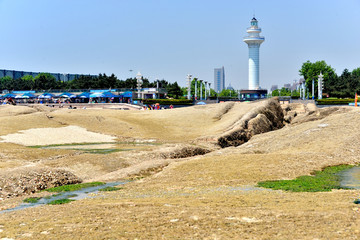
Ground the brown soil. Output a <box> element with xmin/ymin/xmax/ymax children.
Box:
<box><xmin>0</xmin><ymin>100</ymin><xmax>359</xmax><ymax>239</ymax></box>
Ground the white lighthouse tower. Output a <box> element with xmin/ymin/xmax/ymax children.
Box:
<box><xmin>243</xmin><ymin>17</ymin><xmax>265</xmax><ymax>90</ymax></box>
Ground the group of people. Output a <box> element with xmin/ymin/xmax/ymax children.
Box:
<box><xmin>142</xmin><ymin>104</ymin><xmax>174</xmax><ymax>110</ymax></box>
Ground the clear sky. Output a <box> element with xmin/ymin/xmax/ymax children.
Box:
<box><xmin>0</xmin><ymin>0</ymin><xmax>359</xmax><ymax>90</ymax></box>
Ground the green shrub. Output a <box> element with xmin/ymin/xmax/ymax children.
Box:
<box><xmin>316</xmin><ymin>98</ymin><xmax>356</xmax><ymax>105</ymax></box>
<box><xmin>23</xmin><ymin>197</ymin><xmax>42</xmax><ymax>203</ymax></box>
<box><xmin>257</xmin><ymin>165</ymin><xmax>354</xmax><ymax>192</ymax></box>
<box><xmin>134</xmin><ymin>99</ymin><xmax>193</xmax><ymax>105</ymax></box>
<box><xmin>99</xmin><ymin>186</ymin><xmax>123</xmax><ymax>192</ymax></box>
<box><xmin>47</xmin><ymin>198</ymin><xmax>74</xmax><ymax>205</ymax></box>
<box><xmin>46</xmin><ymin>182</ymin><xmax>105</xmax><ymax>192</ymax></box>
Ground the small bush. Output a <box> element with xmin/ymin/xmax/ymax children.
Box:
<box><xmin>316</xmin><ymin>99</ymin><xmax>355</xmax><ymax>105</ymax></box>
<box><xmin>99</xmin><ymin>186</ymin><xmax>123</xmax><ymax>192</ymax></box>
<box><xmin>23</xmin><ymin>197</ymin><xmax>42</xmax><ymax>203</ymax></box>
<box><xmin>46</xmin><ymin>182</ymin><xmax>105</xmax><ymax>192</ymax></box>
<box><xmin>44</xmin><ymin>193</ymin><xmax>61</xmax><ymax>199</ymax></box>
<box><xmin>354</xmin><ymin>199</ymin><xmax>360</xmax><ymax>204</ymax></box>
<box><xmin>47</xmin><ymin>198</ymin><xmax>74</xmax><ymax>205</ymax></box>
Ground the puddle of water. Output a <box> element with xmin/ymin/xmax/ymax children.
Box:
<box><xmin>39</xmin><ymin>142</ymin><xmax>160</xmax><ymax>153</ymax></box>
<box><xmin>339</xmin><ymin>166</ymin><xmax>360</xmax><ymax>189</ymax></box>
<box><xmin>1</xmin><ymin>182</ymin><xmax>126</xmax><ymax>214</ymax></box>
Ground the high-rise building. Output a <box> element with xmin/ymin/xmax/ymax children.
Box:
<box><xmin>243</xmin><ymin>17</ymin><xmax>265</xmax><ymax>90</ymax></box>
<box><xmin>270</xmin><ymin>85</ymin><xmax>278</xmax><ymax>92</ymax></box>
<box><xmin>214</xmin><ymin>66</ymin><xmax>225</xmax><ymax>93</ymax></box>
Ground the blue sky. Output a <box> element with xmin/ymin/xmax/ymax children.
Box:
<box><xmin>0</xmin><ymin>0</ymin><xmax>359</xmax><ymax>90</ymax></box>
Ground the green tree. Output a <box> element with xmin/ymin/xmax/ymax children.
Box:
<box><xmin>20</xmin><ymin>75</ymin><xmax>35</xmax><ymax>90</ymax></box>
<box><xmin>34</xmin><ymin>73</ymin><xmax>58</xmax><ymax>90</ymax></box>
<box><xmin>271</xmin><ymin>88</ymin><xmax>297</xmax><ymax>97</ymax></box>
<box><xmin>209</xmin><ymin>88</ymin><xmax>217</xmax><ymax>97</ymax></box>
<box><xmin>0</xmin><ymin>76</ymin><xmax>14</xmax><ymax>90</ymax></box>
<box><xmin>166</xmin><ymin>82</ymin><xmax>182</xmax><ymax>99</ymax></box>
<box><xmin>299</xmin><ymin>60</ymin><xmax>336</xmax><ymax>97</ymax></box>
<box><xmin>189</xmin><ymin>78</ymin><xmax>206</xmax><ymax>99</ymax></box>
<box><xmin>218</xmin><ymin>89</ymin><xmax>237</xmax><ymax>97</ymax></box>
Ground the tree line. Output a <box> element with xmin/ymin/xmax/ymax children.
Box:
<box><xmin>299</xmin><ymin>60</ymin><xmax>360</xmax><ymax>98</ymax></box>
<box><xmin>0</xmin><ymin>73</ymin><xmax>183</xmax><ymax>99</ymax></box>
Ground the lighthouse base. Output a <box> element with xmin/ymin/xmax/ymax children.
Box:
<box><xmin>240</xmin><ymin>89</ymin><xmax>268</xmax><ymax>101</ymax></box>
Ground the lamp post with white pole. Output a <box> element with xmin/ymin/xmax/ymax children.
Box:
<box><xmin>194</xmin><ymin>78</ymin><xmax>197</xmax><ymax>100</ymax></box>
<box><xmin>156</xmin><ymin>78</ymin><xmax>159</xmax><ymax>99</ymax></box>
<box><xmin>318</xmin><ymin>72</ymin><xmax>324</xmax><ymax>99</ymax></box>
<box><xmin>204</xmin><ymin>81</ymin><xmax>207</xmax><ymax>100</ymax></box>
<box><xmin>136</xmin><ymin>72</ymin><xmax>143</xmax><ymax>99</ymax></box>
<box><xmin>312</xmin><ymin>79</ymin><xmax>314</xmax><ymax>100</ymax></box>
<box><xmin>187</xmin><ymin>74</ymin><xmax>192</xmax><ymax>100</ymax></box>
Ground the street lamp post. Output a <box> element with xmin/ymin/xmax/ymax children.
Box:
<box><xmin>194</xmin><ymin>78</ymin><xmax>197</xmax><ymax>100</ymax></box>
<box><xmin>302</xmin><ymin>82</ymin><xmax>306</xmax><ymax>100</ymax></box>
<box><xmin>318</xmin><ymin>72</ymin><xmax>324</xmax><ymax>99</ymax></box>
<box><xmin>312</xmin><ymin>79</ymin><xmax>314</xmax><ymax>100</ymax></box>
<box><xmin>187</xmin><ymin>74</ymin><xmax>192</xmax><ymax>100</ymax></box>
<box><xmin>204</xmin><ymin>81</ymin><xmax>207</xmax><ymax>100</ymax></box>
<box><xmin>136</xmin><ymin>72</ymin><xmax>142</xmax><ymax>100</ymax></box>
<box><xmin>156</xmin><ymin>78</ymin><xmax>159</xmax><ymax>99</ymax></box>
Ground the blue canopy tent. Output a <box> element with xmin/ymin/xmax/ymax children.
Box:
<box><xmin>3</xmin><ymin>93</ymin><xmax>17</xmax><ymax>98</ymax></box>
<box><xmin>38</xmin><ymin>93</ymin><xmax>54</xmax><ymax>99</ymax></box>
<box><xmin>89</xmin><ymin>92</ymin><xmax>105</xmax><ymax>98</ymax></box>
<box><xmin>77</xmin><ymin>92</ymin><xmax>91</xmax><ymax>98</ymax></box>
<box><xmin>196</xmin><ymin>101</ymin><xmax>206</xmax><ymax>105</ymax></box>
<box><xmin>22</xmin><ymin>92</ymin><xmax>36</xmax><ymax>98</ymax></box>
<box><xmin>122</xmin><ymin>91</ymin><xmax>132</xmax><ymax>98</ymax></box>
<box><xmin>58</xmin><ymin>92</ymin><xmax>77</xmax><ymax>98</ymax></box>
<box><xmin>102</xmin><ymin>91</ymin><xmax>119</xmax><ymax>98</ymax></box>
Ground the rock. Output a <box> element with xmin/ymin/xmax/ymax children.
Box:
<box><xmin>218</xmin><ymin>98</ymin><xmax>284</xmax><ymax>148</ymax></box>
<box><xmin>248</xmin><ymin>113</ymin><xmax>273</xmax><ymax>135</ymax></box>
<box><xmin>0</xmin><ymin>168</ymin><xmax>82</xmax><ymax>199</ymax></box>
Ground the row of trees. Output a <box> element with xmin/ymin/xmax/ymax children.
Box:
<box><xmin>299</xmin><ymin>60</ymin><xmax>360</xmax><ymax>98</ymax></box>
<box><xmin>179</xmin><ymin>79</ymin><xmax>236</xmax><ymax>99</ymax></box>
<box><xmin>271</xmin><ymin>88</ymin><xmax>300</xmax><ymax>97</ymax></box>
<box><xmin>0</xmin><ymin>73</ymin><xmax>184</xmax><ymax>99</ymax></box>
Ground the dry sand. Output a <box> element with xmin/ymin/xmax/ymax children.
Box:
<box><xmin>0</xmin><ymin>101</ymin><xmax>359</xmax><ymax>239</ymax></box>
<box><xmin>0</xmin><ymin>125</ymin><xmax>117</xmax><ymax>146</ymax></box>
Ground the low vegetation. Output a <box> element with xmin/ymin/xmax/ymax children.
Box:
<box><xmin>46</xmin><ymin>182</ymin><xmax>105</xmax><ymax>192</ymax></box>
<box><xmin>47</xmin><ymin>198</ymin><xmax>75</xmax><ymax>205</ymax></box>
<box><xmin>257</xmin><ymin>165</ymin><xmax>354</xmax><ymax>192</ymax></box>
<box><xmin>99</xmin><ymin>186</ymin><xmax>123</xmax><ymax>192</ymax></box>
<box><xmin>23</xmin><ymin>197</ymin><xmax>42</xmax><ymax>203</ymax></box>
<box><xmin>316</xmin><ymin>98</ymin><xmax>355</xmax><ymax>105</ymax></box>
<box><xmin>139</xmin><ymin>98</ymin><xmax>193</xmax><ymax>105</ymax></box>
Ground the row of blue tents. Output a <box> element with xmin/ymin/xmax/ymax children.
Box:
<box><xmin>0</xmin><ymin>91</ymin><xmax>132</xmax><ymax>99</ymax></box>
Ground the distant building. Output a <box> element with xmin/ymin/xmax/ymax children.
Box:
<box><xmin>283</xmin><ymin>83</ymin><xmax>291</xmax><ymax>89</ymax></box>
<box><xmin>270</xmin><ymin>85</ymin><xmax>278</xmax><ymax>91</ymax></box>
<box><xmin>0</xmin><ymin>69</ymin><xmax>97</xmax><ymax>81</ymax></box>
<box><xmin>226</xmin><ymin>83</ymin><xmax>234</xmax><ymax>91</ymax></box>
<box><xmin>214</xmin><ymin>66</ymin><xmax>225</xmax><ymax>93</ymax></box>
